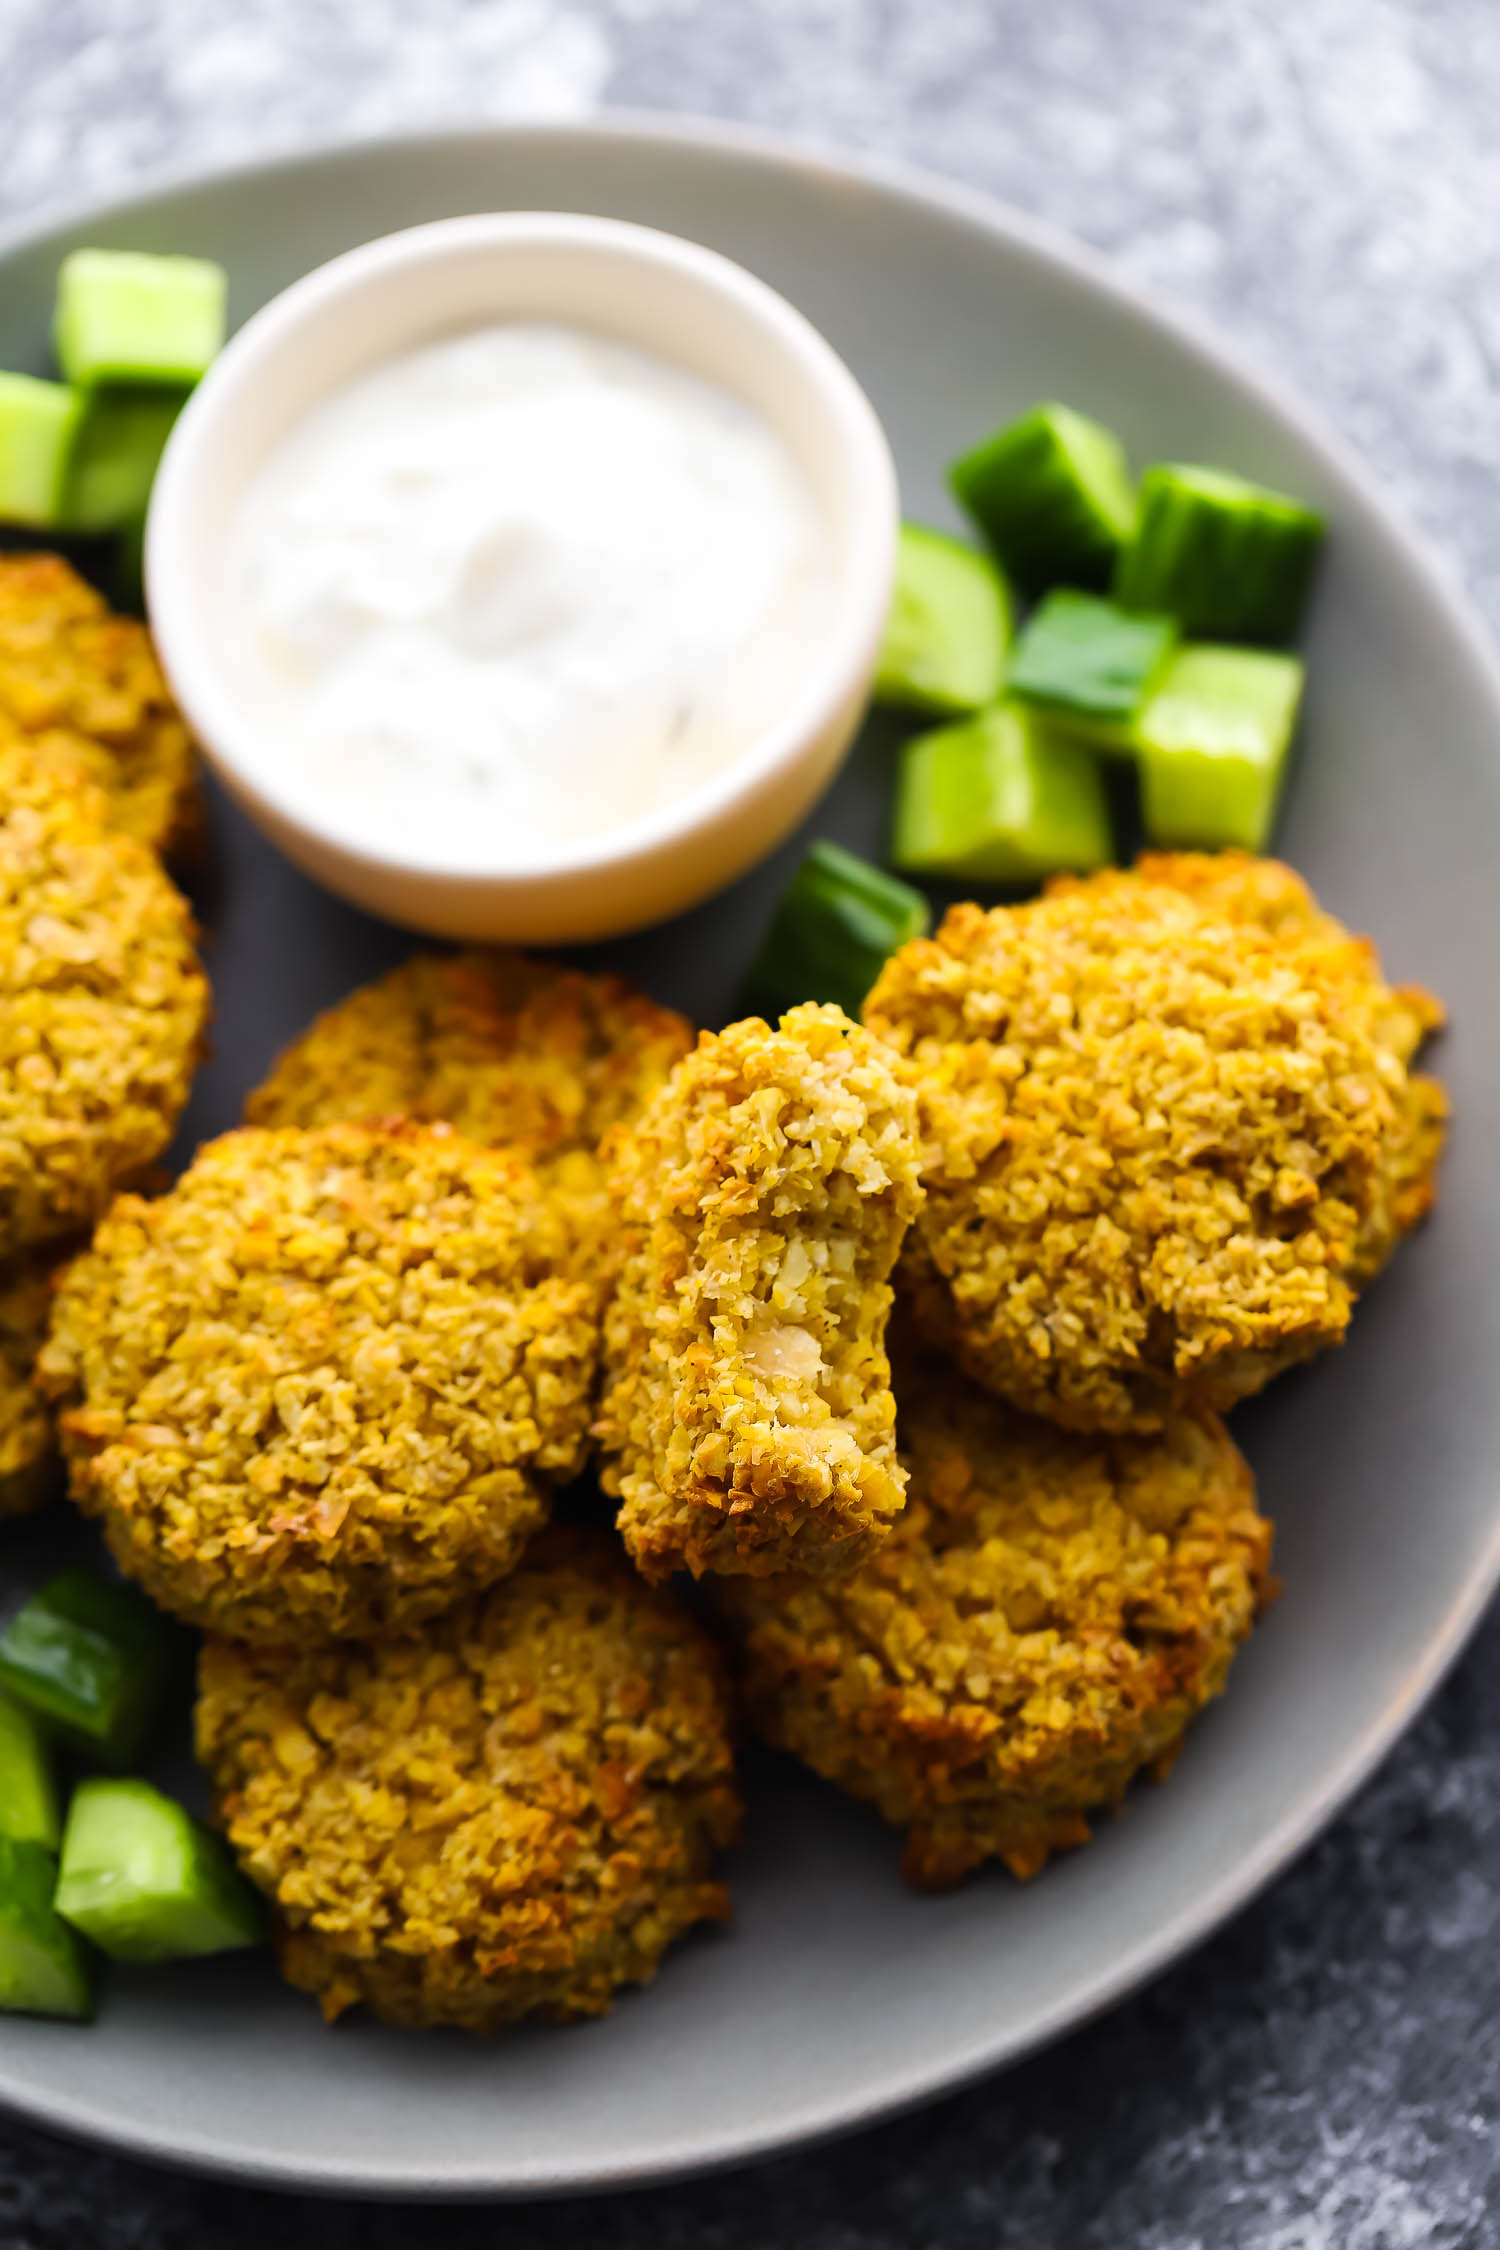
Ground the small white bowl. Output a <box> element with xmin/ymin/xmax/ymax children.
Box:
<box><xmin>146</xmin><ymin>211</ymin><xmax>898</xmax><ymax>944</ymax></box>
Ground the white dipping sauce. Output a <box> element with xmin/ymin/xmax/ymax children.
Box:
<box><xmin>218</xmin><ymin>322</ymin><xmax>832</xmax><ymax>862</ymax></box>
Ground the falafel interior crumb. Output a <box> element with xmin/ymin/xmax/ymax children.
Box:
<box><xmin>597</xmin><ymin>1002</ymin><xmax>925</xmax><ymax>1582</ymax></box>
<box><xmin>195</xmin><ymin>1529</ymin><xmax>742</xmax><ymax>2031</ymax></box>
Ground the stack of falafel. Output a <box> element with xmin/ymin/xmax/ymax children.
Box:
<box><xmin>2</xmin><ymin>557</ymin><xmax>1448</xmax><ymax>2033</ymax></box>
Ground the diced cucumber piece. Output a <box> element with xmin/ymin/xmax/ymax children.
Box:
<box><xmin>54</xmin><ymin>249</ymin><xmax>227</xmax><ymax>388</ymax></box>
<box><xmin>0</xmin><ymin>374</ymin><xmax>83</xmax><ymax>528</ymax></box>
<box><xmin>892</xmin><ymin>702</ymin><xmax>1112</xmax><ymax>884</ymax></box>
<box><xmin>0</xmin><ymin>1690</ymin><xmax>60</xmax><ymax>1851</ymax></box>
<box><xmin>1135</xmin><ymin>643</ymin><xmax>1305</xmax><ymax>853</ymax></box>
<box><xmin>0</xmin><ymin>1570</ymin><xmax>182</xmax><ymax>1767</ymax></box>
<box><xmin>1114</xmin><ymin>463</ymin><xmax>1324</xmax><ymax>643</ymax></box>
<box><xmin>0</xmin><ymin>1836</ymin><xmax>93</xmax><ymax>2020</ymax></box>
<box><xmin>63</xmin><ymin>385</ymin><xmax>188</xmax><ymax>534</ymax></box>
<box><xmin>742</xmin><ymin>839</ymin><xmax>931</xmax><ymax>1024</ymax></box>
<box><xmin>1007</xmin><ymin>590</ymin><xmax>1179</xmax><ymax>746</ymax></box>
<box><xmin>55</xmin><ymin>1779</ymin><xmax>263</xmax><ymax>1965</ymax></box>
<box><xmin>949</xmin><ymin>402</ymin><xmax>1136</xmax><ymax>594</ymax></box>
<box><xmin>874</xmin><ymin>522</ymin><xmax>1012</xmax><ymax>715</ymax></box>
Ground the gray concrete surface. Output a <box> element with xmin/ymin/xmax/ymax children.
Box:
<box><xmin>1</xmin><ymin>2</ymin><xmax>1498</xmax><ymax>2242</ymax></box>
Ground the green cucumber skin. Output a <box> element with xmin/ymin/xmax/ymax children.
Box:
<box><xmin>0</xmin><ymin>1690</ymin><xmax>61</xmax><ymax>1851</ymax></box>
<box><xmin>0</xmin><ymin>1568</ymin><xmax>182</xmax><ymax>1767</ymax></box>
<box><xmin>55</xmin><ymin>1778</ymin><xmax>263</xmax><ymax>1965</ymax></box>
<box><xmin>950</xmin><ymin>403</ymin><xmax>1136</xmax><ymax>595</ymax></box>
<box><xmin>874</xmin><ymin>522</ymin><xmax>1012</xmax><ymax>716</ymax></box>
<box><xmin>1115</xmin><ymin>465</ymin><xmax>1324</xmax><ymax>643</ymax></box>
<box><xmin>61</xmin><ymin>384</ymin><xmax>190</xmax><ymax>535</ymax></box>
<box><xmin>742</xmin><ymin>838</ymin><xmax>931</xmax><ymax>1024</ymax></box>
<box><xmin>0</xmin><ymin>1835</ymin><xmax>94</xmax><ymax>2021</ymax></box>
<box><xmin>1007</xmin><ymin>591</ymin><xmax>1179</xmax><ymax>730</ymax></box>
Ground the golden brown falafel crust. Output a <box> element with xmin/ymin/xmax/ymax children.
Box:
<box><xmin>245</xmin><ymin>950</ymin><xmax>694</xmax><ymax>1189</ymax></box>
<box><xmin>864</xmin><ymin>856</ymin><xmax>1441</xmax><ymax>1432</ymax></box>
<box><xmin>1114</xmin><ymin>852</ymin><xmax>1446</xmax><ymax>1284</ymax></box>
<box><xmin>0</xmin><ymin>740</ymin><xmax>208</xmax><ymax>1259</ymax></box>
<box><xmin>195</xmin><ymin>1528</ymin><xmax>741</xmax><ymax>2031</ymax></box>
<box><xmin>717</xmin><ymin>1361</ymin><xmax>1272</xmax><ymax>1888</ymax></box>
<box><xmin>0</xmin><ymin>1252</ymin><xmax>59</xmax><ymax>1517</ymax></box>
<box><xmin>39</xmin><ymin>1122</ymin><xmax>599</xmax><ymax>1642</ymax></box>
<box><xmin>596</xmin><ymin>1004</ymin><xmax>924</xmax><ymax>1583</ymax></box>
<box><xmin>0</xmin><ymin>554</ymin><xmax>199</xmax><ymax>857</ymax></box>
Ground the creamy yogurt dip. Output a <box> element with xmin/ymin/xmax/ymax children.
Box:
<box><xmin>216</xmin><ymin>321</ymin><xmax>833</xmax><ymax>864</ymax></box>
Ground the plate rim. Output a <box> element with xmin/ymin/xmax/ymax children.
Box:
<box><xmin>1</xmin><ymin>106</ymin><xmax>1498</xmax><ymax>2201</ymax></box>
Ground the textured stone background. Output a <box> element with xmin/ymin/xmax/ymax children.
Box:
<box><xmin>2</xmin><ymin>2</ymin><xmax>1500</xmax><ymax>2243</ymax></box>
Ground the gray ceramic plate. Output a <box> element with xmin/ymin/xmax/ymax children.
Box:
<box><xmin>1</xmin><ymin>115</ymin><xmax>1497</xmax><ymax>2201</ymax></box>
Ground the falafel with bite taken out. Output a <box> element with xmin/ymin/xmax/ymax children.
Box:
<box><xmin>596</xmin><ymin>1003</ymin><xmax>924</xmax><ymax>1583</ymax></box>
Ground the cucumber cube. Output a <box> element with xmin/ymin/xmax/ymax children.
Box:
<box><xmin>1114</xmin><ymin>464</ymin><xmax>1324</xmax><ymax>643</ymax></box>
<box><xmin>0</xmin><ymin>1569</ymin><xmax>182</xmax><ymax>1767</ymax></box>
<box><xmin>63</xmin><ymin>385</ymin><xmax>188</xmax><ymax>534</ymax></box>
<box><xmin>0</xmin><ymin>374</ymin><xmax>82</xmax><ymax>528</ymax></box>
<box><xmin>0</xmin><ymin>1690</ymin><xmax>60</xmax><ymax>1851</ymax></box>
<box><xmin>54</xmin><ymin>249</ymin><xmax>227</xmax><ymax>388</ymax></box>
<box><xmin>949</xmin><ymin>402</ymin><xmax>1136</xmax><ymax>594</ymax></box>
<box><xmin>0</xmin><ymin>1835</ymin><xmax>93</xmax><ymax>2020</ymax></box>
<box><xmin>1135</xmin><ymin>644</ymin><xmax>1305</xmax><ymax>853</ymax></box>
<box><xmin>1007</xmin><ymin>590</ymin><xmax>1178</xmax><ymax>745</ymax></box>
<box><xmin>742</xmin><ymin>839</ymin><xmax>931</xmax><ymax>1024</ymax></box>
<box><xmin>875</xmin><ymin>523</ymin><xmax>1012</xmax><ymax>715</ymax></box>
<box><xmin>55</xmin><ymin>1779</ymin><xmax>263</xmax><ymax>1964</ymax></box>
<box><xmin>892</xmin><ymin>702</ymin><xmax>1112</xmax><ymax>884</ymax></box>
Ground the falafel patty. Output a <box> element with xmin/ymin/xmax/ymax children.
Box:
<box><xmin>195</xmin><ymin>1529</ymin><xmax>742</xmax><ymax>2031</ymax></box>
<box><xmin>245</xmin><ymin>949</ymin><xmax>694</xmax><ymax>1186</ymax></box>
<box><xmin>0</xmin><ymin>553</ymin><xmax>199</xmax><ymax>856</ymax></box>
<box><xmin>1112</xmin><ymin>851</ymin><xmax>1447</xmax><ymax>1285</ymax></box>
<box><xmin>0</xmin><ymin>1251</ymin><xmax>59</xmax><ymax>1517</ymax></box>
<box><xmin>717</xmin><ymin>1358</ymin><xmax>1272</xmax><ymax>1888</ymax></box>
<box><xmin>596</xmin><ymin>1004</ymin><xmax>924</xmax><ymax>1583</ymax></box>
<box><xmin>865</xmin><ymin>856</ymin><xmax>1442</xmax><ymax>1432</ymax></box>
<box><xmin>0</xmin><ymin>739</ymin><xmax>208</xmax><ymax>1259</ymax></box>
<box><xmin>40</xmin><ymin>1122</ymin><xmax>599</xmax><ymax>1642</ymax></box>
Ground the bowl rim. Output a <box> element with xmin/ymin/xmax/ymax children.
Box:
<box><xmin>145</xmin><ymin>204</ymin><xmax>899</xmax><ymax>887</ymax></box>
<box><xmin>3</xmin><ymin>109</ymin><xmax>1500</xmax><ymax>2201</ymax></box>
